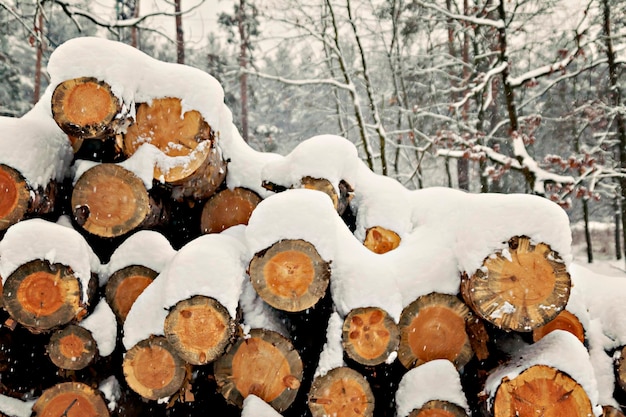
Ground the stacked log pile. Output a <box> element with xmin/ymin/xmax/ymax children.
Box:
<box><xmin>0</xmin><ymin>36</ymin><xmax>624</xmax><ymax>417</ymax></box>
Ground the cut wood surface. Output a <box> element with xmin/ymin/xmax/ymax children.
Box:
<box><xmin>398</xmin><ymin>292</ymin><xmax>473</xmax><ymax>370</ymax></box>
<box><xmin>214</xmin><ymin>328</ymin><xmax>303</xmax><ymax>412</ymax></box>
<box><xmin>532</xmin><ymin>310</ymin><xmax>585</xmax><ymax>344</ymax></box>
<box><xmin>51</xmin><ymin>77</ymin><xmax>122</xmax><ymax>139</ymax></box>
<box><xmin>342</xmin><ymin>306</ymin><xmax>399</xmax><ymax>366</ymax></box>
<box><xmin>200</xmin><ymin>187</ymin><xmax>262</xmax><ymax>234</ymax></box>
<box><xmin>492</xmin><ymin>364</ymin><xmax>594</xmax><ymax>417</ymax></box>
<box><xmin>363</xmin><ymin>226</ymin><xmax>401</xmax><ymax>254</ymax></box>
<box><xmin>0</xmin><ymin>164</ymin><xmax>30</xmax><ymax>232</ymax></box>
<box><xmin>248</xmin><ymin>239</ymin><xmax>331</xmax><ymax>312</ymax></box>
<box><xmin>164</xmin><ymin>295</ymin><xmax>234</xmax><ymax>365</ymax></box>
<box><xmin>618</xmin><ymin>346</ymin><xmax>626</xmax><ymax>393</ymax></box>
<box><xmin>31</xmin><ymin>381</ymin><xmax>110</xmax><ymax>417</ymax></box>
<box><xmin>122</xmin><ymin>336</ymin><xmax>187</xmax><ymax>401</ymax></box>
<box><xmin>105</xmin><ymin>265</ymin><xmax>158</xmax><ymax>323</ymax></box>
<box><xmin>461</xmin><ymin>236</ymin><xmax>571</xmax><ymax>332</ymax></box>
<box><xmin>47</xmin><ymin>324</ymin><xmax>97</xmax><ymax>370</ymax></box>
<box><xmin>603</xmin><ymin>405</ymin><xmax>626</xmax><ymax>417</ymax></box>
<box><xmin>308</xmin><ymin>366</ymin><xmax>375</xmax><ymax>417</ymax></box>
<box><xmin>3</xmin><ymin>259</ymin><xmax>84</xmax><ymax>332</ymax></box>
<box><xmin>407</xmin><ymin>400</ymin><xmax>469</xmax><ymax>417</ymax></box>
<box><xmin>300</xmin><ymin>177</ymin><xmax>352</xmax><ymax>215</ymax></box>
<box><xmin>71</xmin><ymin>163</ymin><xmax>152</xmax><ymax>238</ymax></box>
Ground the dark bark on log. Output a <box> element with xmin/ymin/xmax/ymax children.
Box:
<box><xmin>47</xmin><ymin>324</ymin><xmax>97</xmax><ymax>371</ymax></box>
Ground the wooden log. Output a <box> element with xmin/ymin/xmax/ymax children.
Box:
<box><xmin>121</xmin><ymin>97</ymin><xmax>227</xmax><ymax>201</ymax></box>
<box><xmin>248</xmin><ymin>239</ymin><xmax>331</xmax><ymax>313</ymax></box>
<box><xmin>308</xmin><ymin>366</ymin><xmax>375</xmax><ymax>417</ymax></box>
<box><xmin>72</xmin><ymin>163</ymin><xmax>168</xmax><ymax>238</ymax></box>
<box><xmin>2</xmin><ymin>259</ymin><xmax>87</xmax><ymax>332</ymax></box>
<box><xmin>398</xmin><ymin>292</ymin><xmax>474</xmax><ymax>370</ymax></box>
<box><xmin>51</xmin><ymin>77</ymin><xmax>123</xmax><ymax>139</ymax></box>
<box><xmin>263</xmin><ymin>177</ymin><xmax>353</xmax><ymax>216</ymax></box>
<box><xmin>407</xmin><ymin>400</ymin><xmax>469</xmax><ymax>417</ymax></box>
<box><xmin>200</xmin><ymin>187</ymin><xmax>262</xmax><ymax>234</ymax></box>
<box><xmin>532</xmin><ymin>309</ymin><xmax>585</xmax><ymax>344</ymax></box>
<box><xmin>603</xmin><ymin>405</ymin><xmax>626</xmax><ymax>417</ymax></box>
<box><xmin>122</xmin><ymin>336</ymin><xmax>187</xmax><ymax>401</ymax></box>
<box><xmin>104</xmin><ymin>265</ymin><xmax>158</xmax><ymax>323</ymax></box>
<box><xmin>341</xmin><ymin>306</ymin><xmax>399</xmax><ymax>366</ymax></box>
<box><xmin>163</xmin><ymin>295</ymin><xmax>236</xmax><ymax>365</ymax></box>
<box><xmin>492</xmin><ymin>364</ymin><xmax>594</xmax><ymax>417</ymax></box>
<box><xmin>46</xmin><ymin>324</ymin><xmax>97</xmax><ymax>370</ymax></box>
<box><xmin>214</xmin><ymin>328</ymin><xmax>303</xmax><ymax>412</ymax></box>
<box><xmin>363</xmin><ymin>226</ymin><xmax>401</xmax><ymax>254</ymax></box>
<box><xmin>617</xmin><ymin>346</ymin><xmax>626</xmax><ymax>394</ymax></box>
<box><xmin>460</xmin><ymin>236</ymin><xmax>571</xmax><ymax>332</ymax></box>
<box><xmin>0</xmin><ymin>164</ymin><xmax>57</xmax><ymax>232</ymax></box>
<box><xmin>32</xmin><ymin>381</ymin><xmax>110</xmax><ymax>417</ymax></box>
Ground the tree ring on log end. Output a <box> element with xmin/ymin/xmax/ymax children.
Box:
<box><xmin>249</xmin><ymin>239</ymin><xmax>330</xmax><ymax>312</ymax></box>
<box><xmin>461</xmin><ymin>236</ymin><xmax>571</xmax><ymax>332</ymax></box>
<box><xmin>71</xmin><ymin>164</ymin><xmax>150</xmax><ymax>238</ymax></box>
<box><xmin>308</xmin><ymin>366</ymin><xmax>375</xmax><ymax>417</ymax></box>
<box><xmin>602</xmin><ymin>405</ymin><xmax>626</xmax><ymax>417</ymax></box>
<box><xmin>617</xmin><ymin>346</ymin><xmax>626</xmax><ymax>393</ymax></box>
<box><xmin>363</xmin><ymin>226</ymin><xmax>401</xmax><ymax>254</ymax></box>
<box><xmin>493</xmin><ymin>364</ymin><xmax>594</xmax><ymax>417</ymax></box>
<box><xmin>122</xmin><ymin>336</ymin><xmax>186</xmax><ymax>401</ymax></box>
<box><xmin>47</xmin><ymin>324</ymin><xmax>97</xmax><ymax>370</ymax></box>
<box><xmin>398</xmin><ymin>293</ymin><xmax>473</xmax><ymax>370</ymax></box>
<box><xmin>32</xmin><ymin>381</ymin><xmax>110</xmax><ymax>417</ymax></box>
<box><xmin>0</xmin><ymin>164</ymin><xmax>30</xmax><ymax>232</ymax></box>
<box><xmin>214</xmin><ymin>328</ymin><xmax>303</xmax><ymax>412</ymax></box>
<box><xmin>342</xmin><ymin>307</ymin><xmax>399</xmax><ymax>366</ymax></box>
<box><xmin>300</xmin><ymin>177</ymin><xmax>340</xmax><ymax>211</ymax></box>
<box><xmin>532</xmin><ymin>310</ymin><xmax>585</xmax><ymax>344</ymax></box>
<box><xmin>3</xmin><ymin>259</ymin><xmax>82</xmax><ymax>331</ymax></box>
<box><xmin>200</xmin><ymin>187</ymin><xmax>262</xmax><ymax>234</ymax></box>
<box><xmin>51</xmin><ymin>77</ymin><xmax>121</xmax><ymax>139</ymax></box>
<box><xmin>408</xmin><ymin>400</ymin><xmax>469</xmax><ymax>417</ymax></box>
<box><xmin>105</xmin><ymin>265</ymin><xmax>158</xmax><ymax>323</ymax></box>
<box><xmin>164</xmin><ymin>295</ymin><xmax>234</xmax><ymax>365</ymax></box>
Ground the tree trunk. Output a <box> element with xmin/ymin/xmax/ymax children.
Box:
<box><xmin>238</xmin><ymin>0</ymin><xmax>249</xmax><ymax>142</ymax></box>
<box><xmin>33</xmin><ymin>12</ymin><xmax>44</xmax><ymax>105</ymax></box>
<box><xmin>32</xmin><ymin>382</ymin><xmax>110</xmax><ymax>417</ymax></box>
<box><xmin>104</xmin><ymin>264</ymin><xmax>158</xmax><ymax>323</ymax></box>
<box><xmin>615</xmin><ymin>196</ymin><xmax>622</xmax><ymax>260</ymax></box>
<box><xmin>200</xmin><ymin>187</ymin><xmax>262</xmax><ymax>234</ymax></box>
<box><xmin>175</xmin><ymin>0</ymin><xmax>185</xmax><ymax>64</ymax></box>
<box><xmin>308</xmin><ymin>366</ymin><xmax>375</xmax><ymax>417</ymax></box>
<box><xmin>583</xmin><ymin>198</ymin><xmax>593</xmax><ymax>263</ymax></box>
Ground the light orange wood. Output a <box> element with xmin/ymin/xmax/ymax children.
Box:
<box><xmin>408</xmin><ymin>400</ymin><xmax>468</xmax><ymax>417</ymax></box>
<box><xmin>342</xmin><ymin>307</ymin><xmax>399</xmax><ymax>366</ymax></box>
<box><xmin>363</xmin><ymin>226</ymin><xmax>401</xmax><ymax>254</ymax></box>
<box><xmin>603</xmin><ymin>405</ymin><xmax>626</xmax><ymax>417</ymax></box>
<box><xmin>493</xmin><ymin>365</ymin><xmax>594</xmax><ymax>417</ymax></box>
<box><xmin>532</xmin><ymin>310</ymin><xmax>585</xmax><ymax>343</ymax></box>
<box><xmin>47</xmin><ymin>324</ymin><xmax>97</xmax><ymax>370</ymax></box>
<box><xmin>308</xmin><ymin>367</ymin><xmax>374</xmax><ymax>417</ymax></box>
<box><xmin>105</xmin><ymin>265</ymin><xmax>158</xmax><ymax>322</ymax></box>
<box><xmin>200</xmin><ymin>187</ymin><xmax>262</xmax><ymax>234</ymax></box>
<box><xmin>461</xmin><ymin>236</ymin><xmax>571</xmax><ymax>332</ymax></box>
<box><xmin>0</xmin><ymin>164</ymin><xmax>30</xmax><ymax>231</ymax></box>
<box><xmin>214</xmin><ymin>328</ymin><xmax>303</xmax><ymax>412</ymax></box>
<box><xmin>32</xmin><ymin>382</ymin><xmax>110</xmax><ymax>417</ymax></box>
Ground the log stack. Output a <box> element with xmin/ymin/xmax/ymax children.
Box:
<box><xmin>0</xmin><ymin>36</ymin><xmax>624</xmax><ymax>417</ymax></box>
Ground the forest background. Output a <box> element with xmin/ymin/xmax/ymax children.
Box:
<box><xmin>1</xmin><ymin>0</ymin><xmax>625</xmax><ymax>269</ymax></box>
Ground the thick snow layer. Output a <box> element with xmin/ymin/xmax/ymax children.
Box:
<box><xmin>79</xmin><ymin>299</ymin><xmax>117</xmax><ymax>357</ymax></box>
<box><xmin>242</xmin><ymin>394</ymin><xmax>283</xmax><ymax>417</ymax></box>
<box><xmin>395</xmin><ymin>359</ymin><xmax>469</xmax><ymax>417</ymax></box>
<box><xmin>314</xmin><ymin>312</ymin><xmax>345</xmax><ymax>378</ymax></box>
<box><xmin>0</xmin><ymin>97</ymin><xmax>72</xmax><ymax>188</ymax></box>
<box><xmin>484</xmin><ymin>330</ymin><xmax>602</xmax><ymax>416</ymax></box>
<box><xmin>99</xmin><ymin>375</ymin><xmax>121</xmax><ymax>412</ymax></box>
<box><xmin>0</xmin><ymin>218</ymin><xmax>100</xmax><ymax>303</ymax></box>
<box><xmin>239</xmin><ymin>279</ymin><xmax>288</xmax><ymax>337</ymax></box>
<box><xmin>0</xmin><ymin>395</ymin><xmax>34</xmax><ymax>417</ymax></box>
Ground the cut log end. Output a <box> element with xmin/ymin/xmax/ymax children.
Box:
<box><xmin>342</xmin><ymin>307</ymin><xmax>399</xmax><ymax>366</ymax></box>
<box><xmin>363</xmin><ymin>226</ymin><xmax>401</xmax><ymax>254</ymax></box>
<box><xmin>532</xmin><ymin>310</ymin><xmax>585</xmax><ymax>344</ymax></box>
<box><xmin>214</xmin><ymin>328</ymin><xmax>303</xmax><ymax>412</ymax></box>
<box><xmin>617</xmin><ymin>346</ymin><xmax>626</xmax><ymax>394</ymax></box>
<box><xmin>493</xmin><ymin>364</ymin><xmax>594</xmax><ymax>417</ymax></box>
<box><xmin>71</xmin><ymin>163</ymin><xmax>150</xmax><ymax>238</ymax></box>
<box><xmin>3</xmin><ymin>260</ymin><xmax>83</xmax><ymax>332</ymax></box>
<box><xmin>122</xmin><ymin>336</ymin><xmax>187</xmax><ymax>401</ymax></box>
<box><xmin>200</xmin><ymin>187</ymin><xmax>262</xmax><ymax>234</ymax></box>
<box><xmin>0</xmin><ymin>164</ymin><xmax>30</xmax><ymax>231</ymax></box>
<box><xmin>308</xmin><ymin>367</ymin><xmax>375</xmax><ymax>417</ymax></box>
<box><xmin>398</xmin><ymin>293</ymin><xmax>473</xmax><ymax>370</ymax></box>
<box><xmin>164</xmin><ymin>295</ymin><xmax>234</xmax><ymax>365</ymax></box>
<box><xmin>249</xmin><ymin>239</ymin><xmax>331</xmax><ymax>312</ymax></box>
<box><xmin>32</xmin><ymin>382</ymin><xmax>110</xmax><ymax>417</ymax></box>
<box><xmin>461</xmin><ymin>236</ymin><xmax>571</xmax><ymax>332</ymax></box>
<box><xmin>602</xmin><ymin>405</ymin><xmax>626</xmax><ymax>417</ymax></box>
<box><xmin>407</xmin><ymin>400</ymin><xmax>469</xmax><ymax>417</ymax></box>
<box><xmin>47</xmin><ymin>324</ymin><xmax>97</xmax><ymax>370</ymax></box>
<box><xmin>51</xmin><ymin>77</ymin><xmax>121</xmax><ymax>139</ymax></box>
<box><xmin>105</xmin><ymin>265</ymin><xmax>158</xmax><ymax>323</ymax></box>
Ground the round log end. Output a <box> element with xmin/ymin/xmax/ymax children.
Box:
<box><xmin>32</xmin><ymin>381</ymin><xmax>110</xmax><ymax>417</ymax></box>
<box><xmin>493</xmin><ymin>364</ymin><xmax>594</xmax><ymax>417</ymax></box>
<box><xmin>602</xmin><ymin>405</ymin><xmax>626</xmax><ymax>417</ymax></box>
<box><xmin>617</xmin><ymin>346</ymin><xmax>626</xmax><ymax>393</ymax></box>
<box><xmin>164</xmin><ymin>295</ymin><xmax>234</xmax><ymax>365</ymax></box>
<box><xmin>532</xmin><ymin>310</ymin><xmax>585</xmax><ymax>344</ymax></box>
<box><xmin>398</xmin><ymin>293</ymin><xmax>473</xmax><ymax>370</ymax></box>
<box><xmin>249</xmin><ymin>239</ymin><xmax>331</xmax><ymax>312</ymax></box>
<box><xmin>363</xmin><ymin>226</ymin><xmax>401</xmax><ymax>254</ymax></box>
<box><xmin>407</xmin><ymin>400</ymin><xmax>469</xmax><ymax>417</ymax></box>
<box><xmin>308</xmin><ymin>367</ymin><xmax>375</xmax><ymax>417</ymax></box>
<box><xmin>200</xmin><ymin>187</ymin><xmax>262</xmax><ymax>234</ymax></box>
<box><xmin>214</xmin><ymin>328</ymin><xmax>303</xmax><ymax>412</ymax></box>
<box><xmin>71</xmin><ymin>163</ymin><xmax>150</xmax><ymax>238</ymax></box>
<box><xmin>122</xmin><ymin>336</ymin><xmax>187</xmax><ymax>401</ymax></box>
<box><xmin>461</xmin><ymin>236</ymin><xmax>571</xmax><ymax>332</ymax></box>
<box><xmin>0</xmin><ymin>164</ymin><xmax>30</xmax><ymax>232</ymax></box>
<box><xmin>105</xmin><ymin>265</ymin><xmax>158</xmax><ymax>323</ymax></box>
<box><xmin>342</xmin><ymin>307</ymin><xmax>399</xmax><ymax>366</ymax></box>
<box><xmin>300</xmin><ymin>177</ymin><xmax>340</xmax><ymax>211</ymax></box>
<box><xmin>47</xmin><ymin>324</ymin><xmax>97</xmax><ymax>370</ymax></box>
